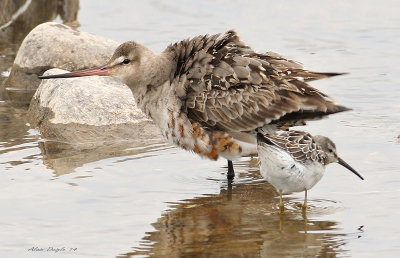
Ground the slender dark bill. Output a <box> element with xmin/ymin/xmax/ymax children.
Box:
<box><xmin>38</xmin><ymin>64</ymin><xmax>109</xmax><ymax>79</ymax></box>
<box><xmin>338</xmin><ymin>157</ymin><xmax>364</xmax><ymax>180</ymax></box>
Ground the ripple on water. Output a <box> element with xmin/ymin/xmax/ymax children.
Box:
<box><xmin>124</xmin><ymin>177</ymin><xmax>348</xmax><ymax>257</ymax></box>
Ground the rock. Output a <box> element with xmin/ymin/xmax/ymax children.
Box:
<box><xmin>28</xmin><ymin>68</ymin><xmax>162</xmax><ymax>143</ymax></box>
<box><xmin>0</xmin><ymin>0</ymin><xmax>25</xmax><ymax>27</ymax></box>
<box><xmin>8</xmin><ymin>21</ymin><xmax>162</xmax><ymax>145</ymax></box>
<box><xmin>0</xmin><ymin>0</ymin><xmax>70</xmax><ymax>45</ymax></box>
<box><xmin>2</xmin><ymin>21</ymin><xmax>119</xmax><ymax>104</ymax></box>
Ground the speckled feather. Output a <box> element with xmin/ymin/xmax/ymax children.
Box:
<box><xmin>167</xmin><ymin>30</ymin><xmax>348</xmax><ymax>132</ymax></box>
<box><xmin>257</xmin><ymin>130</ymin><xmax>328</xmax><ymax>164</ymax></box>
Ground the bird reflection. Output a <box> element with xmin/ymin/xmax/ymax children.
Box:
<box><xmin>121</xmin><ymin>175</ymin><xmax>347</xmax><ymax>257</ymax></box>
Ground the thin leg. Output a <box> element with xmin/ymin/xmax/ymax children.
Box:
<box><xmin>279</xmin><ymin>190</ymin><xmax>284</xmax><ymax>211</ymax></box>
<box><xmin>303</xmin><ymin>189</ymin><xmax>307</xmax><ymax>211</ymax></box>
<box><xmin>227</xmin><ymin>160</ymin><xmax>235</xmax><ymax>180</ymax></box>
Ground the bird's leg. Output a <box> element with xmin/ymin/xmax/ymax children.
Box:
<box><xmin>279</xmin><ymin>190</ymin><xmax>284</xmax><ymax>211</ymax></box>
<box><xmin>303</xmin><ymin>189</ymin><xmax>308</xmax><ymax>211</ymax></box>
<box><xmin>227</xmin><ymin>160</ymin><xmax>235</xmax><ymax>180</ymax></box>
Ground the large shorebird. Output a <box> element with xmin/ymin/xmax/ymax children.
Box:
<box><xmin>257</xmin><ymin>130</ymin><xmax>363</xmax><ymax>211</ymax></box>
<box><xmin>40</xmin><ymin>30</ymin><xmax>349</xmax><ymax>180</ymax></box>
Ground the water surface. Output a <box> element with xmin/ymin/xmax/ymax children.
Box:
<box><xmin>1</xmin><ymin>0</ymin><xmax>399</xmax><ymax>257</ymax></box>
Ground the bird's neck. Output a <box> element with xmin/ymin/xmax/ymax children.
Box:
<box><xmin>130</xmin><ymin>49</ymin><xmax>178</xmax><ymax>121</ymax></box>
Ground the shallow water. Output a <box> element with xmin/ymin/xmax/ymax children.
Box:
<box><xmin>1</xmin><ymin>0</ymin><xmax>400</xmax><ymax>257</ymax></box>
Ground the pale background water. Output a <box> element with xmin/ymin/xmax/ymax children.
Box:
<box><xmin>1</xmin><ymin>0</ymin><xmax>400</xmax><ymax>257</ymax></box>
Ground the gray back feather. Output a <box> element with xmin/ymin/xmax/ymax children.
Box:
<box><xmin>168</xmin><ymin>30</ymin><xmax>347</xmax><ymax>132</ymax></box>
<box><xmin>259</xmin><ymin>130</ymin><xmax>327</xmax><ymax>164</ymax></box>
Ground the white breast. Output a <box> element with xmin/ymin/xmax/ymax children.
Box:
<box><xmin>257</xmin><ymin>144</ymin><xmax>325</xmax><ymax>193</ymax></box>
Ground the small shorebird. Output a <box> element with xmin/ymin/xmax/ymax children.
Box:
<box><xmin>40</xmin><ymin>30</ymin><xmax>349</xmax><ymax>180</ymax></box>
<box><xmin>257</xmin><ymin>130</ymin><xmax>364</xmax><ymax>210</ymax></box>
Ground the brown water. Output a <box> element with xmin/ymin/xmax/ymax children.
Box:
<box><xmin>1</xmin><ymin>0</ymin><xmax>400</xmax><ymax>257</ymax></box>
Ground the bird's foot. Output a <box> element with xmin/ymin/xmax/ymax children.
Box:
<box><xmin>301</xmin><ymin>204</ymin><xmax>307</xmax><ymax>217</ymax></box>
<box><xmin>294</xmin><ymin>203</ymin><xmax>307</xmax><ymax>210</ymax></box>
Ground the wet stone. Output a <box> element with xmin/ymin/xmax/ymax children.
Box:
<box><xmin>28</xmin><ymin>68</ymin><xmax>161</xmax><ymax>143</ymax></box>
<box><xmin>2</xmin><ymin>22</ymin><xmax>119</xmax><ymax>104</ymax></box>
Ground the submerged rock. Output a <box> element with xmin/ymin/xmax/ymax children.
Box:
<box><xmin>39</xmin><ymin>140</ymin><xmax>168</xmax><ymax>176</ymax></box>
<box><xmin>28</xmin><ymin>68</ymin><xmax>161</xmax><ymax>143</ymax></box>
<box><xmin>3</xmin><ymin>22</ymin><xmax>119</xmax><ymax>104</ymax></box>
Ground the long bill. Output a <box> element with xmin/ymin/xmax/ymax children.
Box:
<box><xmin>337</xmin><ymin>157</ymin><xmax>364</xmax><ymax>180</ymax></box>
<box><xmin>38</xmin><ymin>64</ymin><xmax>109</xmax><ymax>79</ymax></box>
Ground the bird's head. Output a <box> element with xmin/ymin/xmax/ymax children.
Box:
<box><xmin>39</xmin><ymin>41</ymin><xmax>156</xmax><ymax>89</ymax></box>
<box><xmin>314</xmin><ymin>135</ymin><xmax>364</xmax><ymax>180</ymax></box>
<box><xmin>107</xmin><ymin>41</ymin><xmax>156</xmax><ymax>87</ymax></box>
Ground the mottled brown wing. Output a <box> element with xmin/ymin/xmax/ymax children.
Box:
<box><xmin>262</xmin><ymin>130</ymin><xmax>325</xmax><ymax>163</ymax></box>
<box><xmin>172</xmin><ymin>30</ymin><xmax>347</xmax><ymax>132</ymax></box>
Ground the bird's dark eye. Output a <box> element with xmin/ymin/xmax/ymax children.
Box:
<box><xmin>122</xmin><ymin>59</ymin><xmax>130</xmax><ymax>64</ymax></box>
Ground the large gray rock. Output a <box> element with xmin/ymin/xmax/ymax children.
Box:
<box><xmin>3</xmin><ymin>22</ymin><xmax>118</xmax><ymax>104</ymax></box>
<box><xmin>28</xmin><ymin>68</ymin><xmax>162</xmax><ymax>143</ymax></box>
